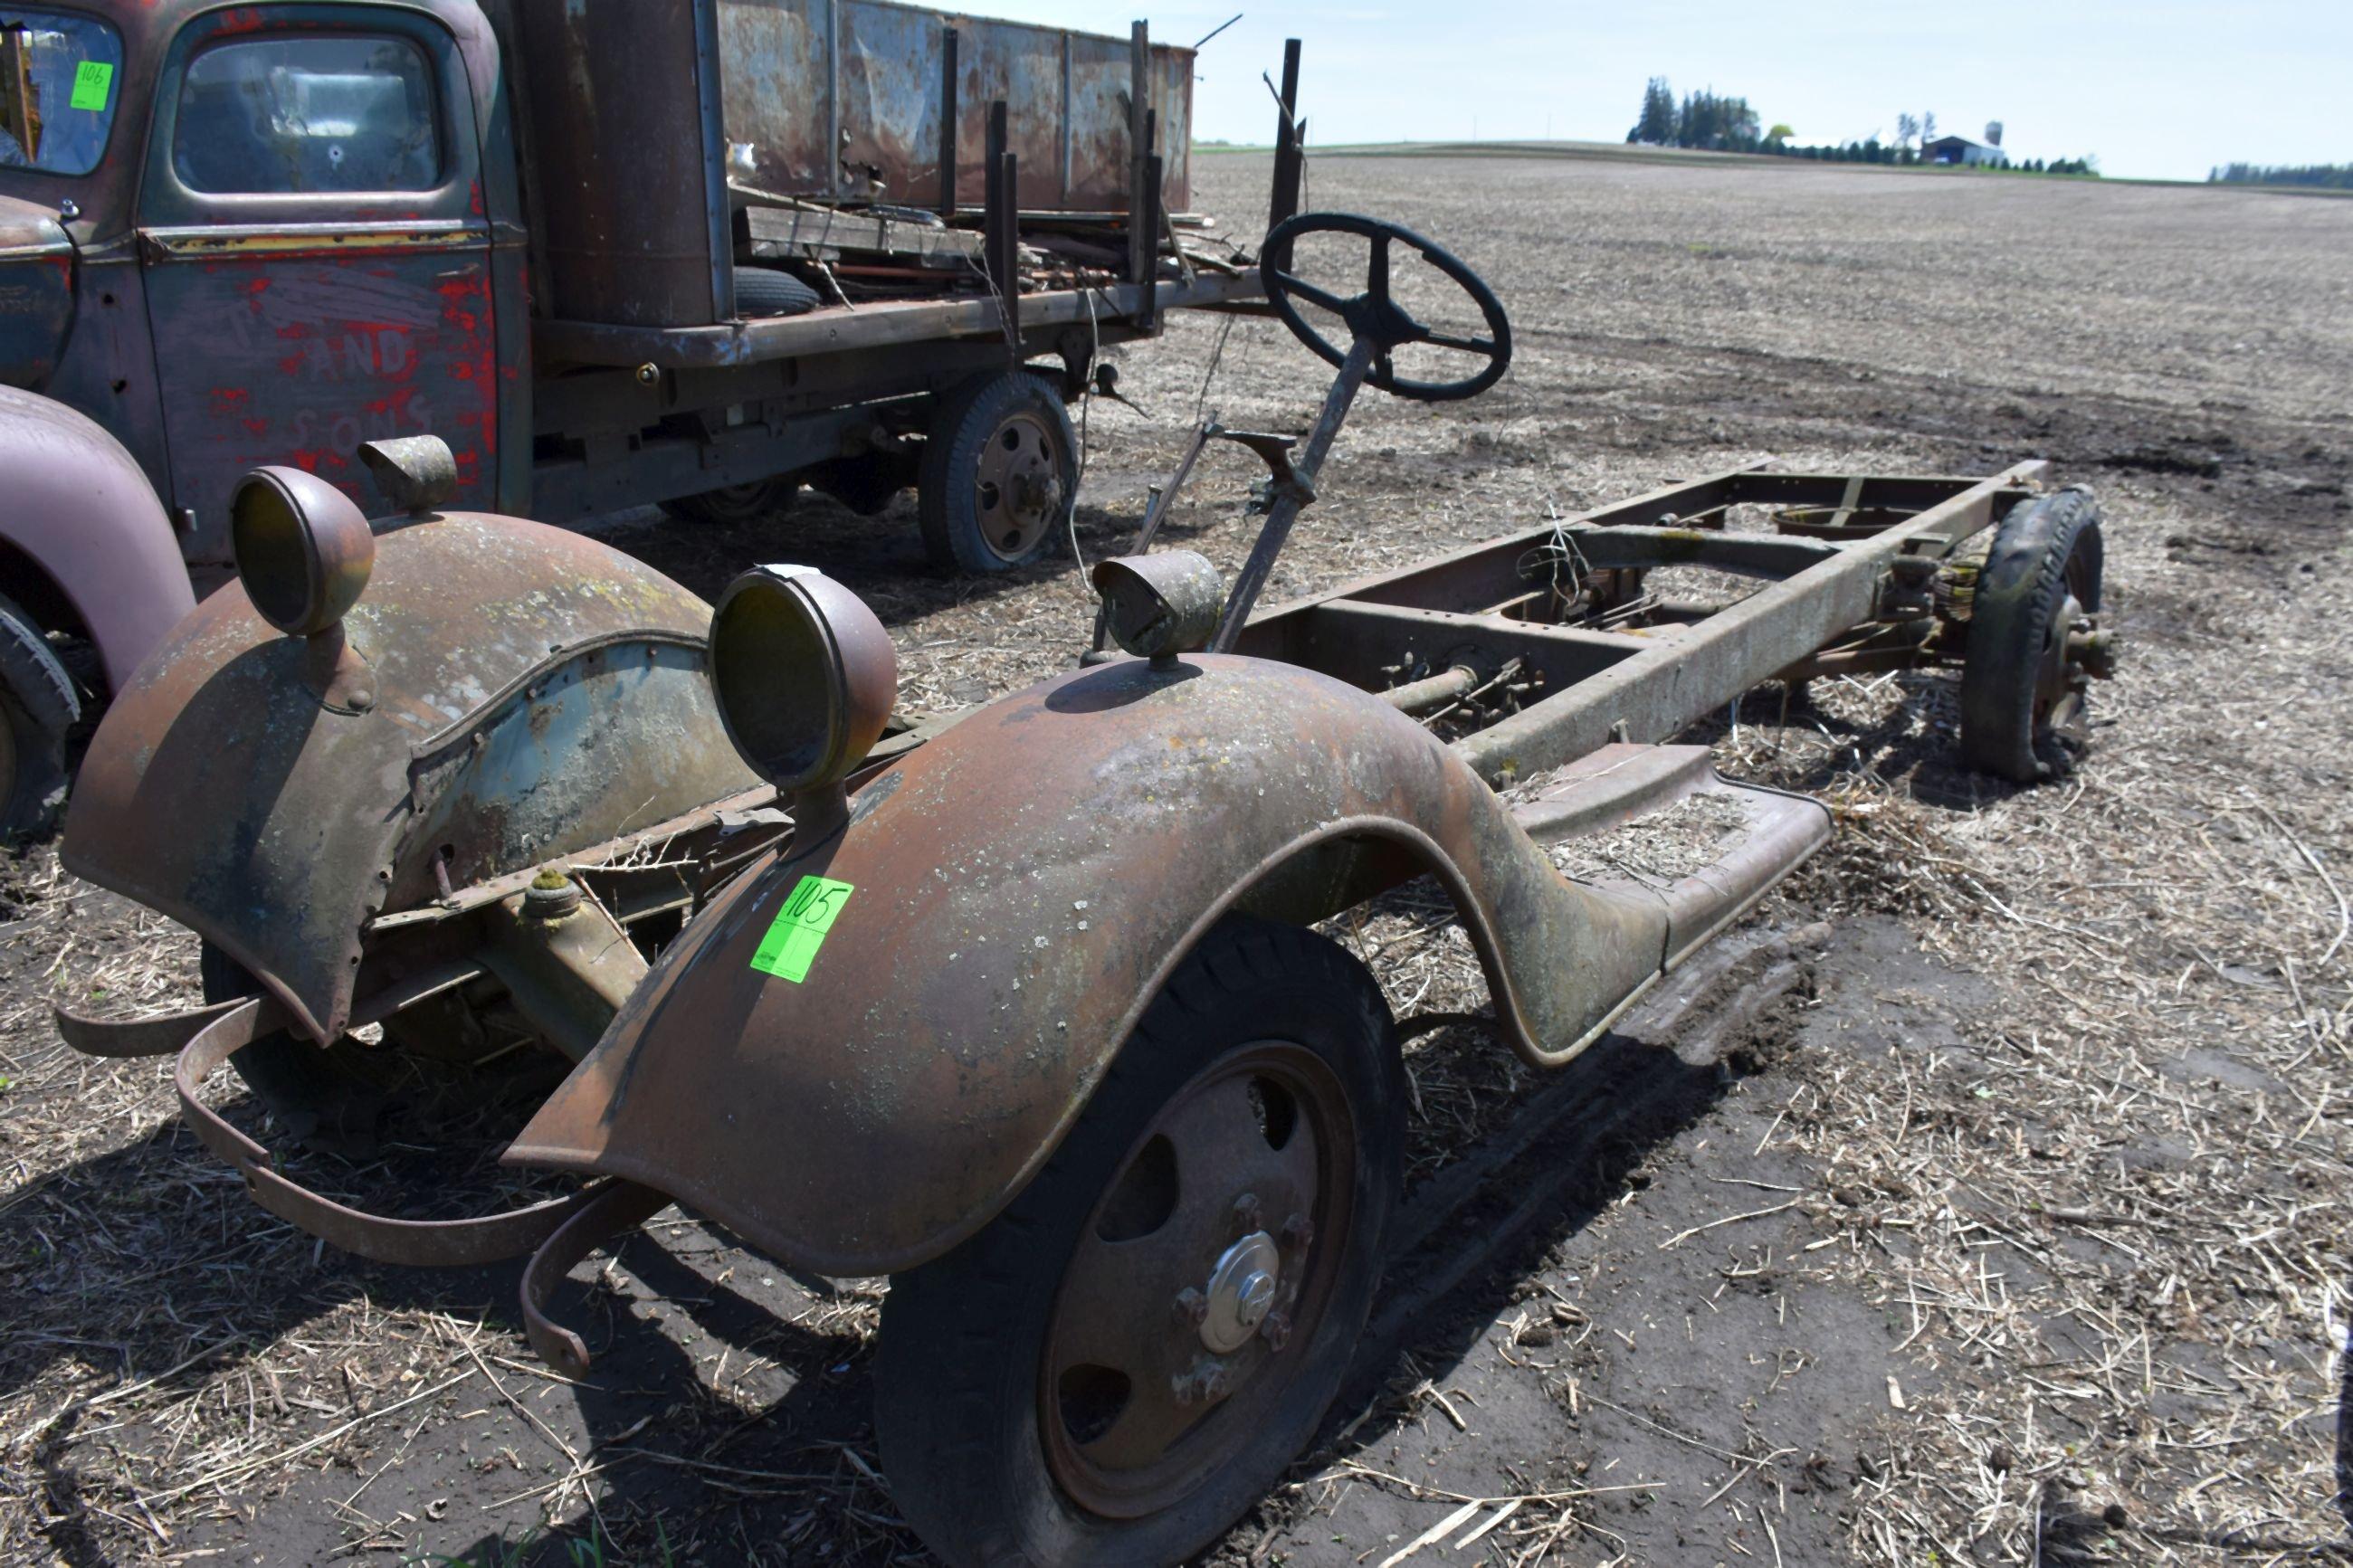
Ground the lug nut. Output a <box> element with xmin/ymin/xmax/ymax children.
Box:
<box><xmin>1260</xmin><ymin>1310</ymin><xmax>1291</xmax><ymax>1351</ymax></box>
<box><xmin>1198</xmin><ymin>1363</ymin><xmax>1235</xmax><ymax>1403</ymax></box>
<box><xmin>1231</xmin><ymin>1193</ymin><xmax>1262</xmax><ymax>1233</ymax></box>
<box><xmin>1173</xmin><ymin>1287</ymin><xmax>1209</xmax><ymax>1328</ymax></box>
<box><xmin>1170</xmin><ymin>1370</ymin><xmax>1201</xmax><ymax>1406</ymax></box>
<box><xmin>1280</xmin><ymin>1212</ymin><xmax>1314</xmax><ymax>1252</ymax></box>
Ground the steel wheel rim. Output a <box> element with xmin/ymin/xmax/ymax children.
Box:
<box><xmin>2033</xmin><ymin>547</ymin><xmax>2097</xmax><ymax>742</ymax></box>
<box><xmin>1039</xmin><ymin>1041</ymin><xmax>1357</xmax><ymax>1519</ymax></box>
<box><xmin>972</xmin><ymin>411</ymin><xmax>1062</xmax><ymax>564</ymax></box>
<box><xmin>0</xmin><ymin>714</ymin><xmax>15</xmax><ymax>820</ymax></box>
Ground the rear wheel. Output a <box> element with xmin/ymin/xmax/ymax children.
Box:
<box><xmin>1958</xmin><ymin>488</ymin><xmax>2107</xmax><ymax>782</ymax></box>
<box><xmin>877</xmin><ymin>917</ymin><xmax>1402</xmax><ymax>1566</ymax></box>
<box><xmin>0</xmin><ymin>592</ymin><xmax>77</xmax><ymax>839</ymax></box>
<box><xmin>917</xmin><ymin>371</ymin><xmax>1077</xmax><ymax>574</ymax></box>
<box><xmin>659</xmin><ymin>475</ymin><xmax>803</xmax><ymax>527</ymax></box>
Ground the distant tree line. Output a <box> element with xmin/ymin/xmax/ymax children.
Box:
<box><xmin>1627</xmin><ymin>79</ymin><xmax>1764</xmax><ymax>152</ymax></box>
<box><xmin>2208</xmin><ymin>162</ymin><xmax>2353</xmax><ymax>190</ymax></box>
<box><xmin>1626</xmin><ymin>77</ymin><xmax>2097</xmax><ymax>176</ymax></box>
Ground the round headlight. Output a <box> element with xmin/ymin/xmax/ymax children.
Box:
<box><xmin>231</xmin><ymin>466</ymin><xmax>376</xmax><ymax>637</ymax></box>
<box><xmin>710</xmin><ymin>565</ymin><xmax>897</xmax><ymax>797</ymax></box>
<box><xmin>1090</xmin><ymin>550</ymin><xmax>1224</xmax><ymax>666</ymax></box>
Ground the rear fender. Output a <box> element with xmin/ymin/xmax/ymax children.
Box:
<box><xmin>507</xmin><ymin>655</ymin><xmax>1670</xmax><ymax>1277</ymax></box>
<box><xmin>0</xmin><ymin>387</ymin><xmax>193</xmax><ymax>689</ymax></box>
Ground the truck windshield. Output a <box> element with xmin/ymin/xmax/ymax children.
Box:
<box><xmin>0</xmin><ymin>10</ymin><xmax>120</xmax><ymax>177</ymax></box>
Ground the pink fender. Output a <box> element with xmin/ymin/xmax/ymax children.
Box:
<box><xmin>0</xmin><ymin>386</ymin><xmax>193</xmax><ymax>689</ymax></box>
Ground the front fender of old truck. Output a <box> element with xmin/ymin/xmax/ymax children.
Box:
<box><xmin>61</xmin><ymin>508</ymin><xmax>757</xmax><ymax>1043</ymax></box>
<box><xmin>0</xmin><ymin>386</ymin><xmax>194</xmax><ymax>690</ymax></box>
<box><xmin>506</xmin><ymin>655</ymin><xmax>1673</xmax><ymax>1278</ymax></box>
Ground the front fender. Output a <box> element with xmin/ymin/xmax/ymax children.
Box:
<box><xmin>61</xmin><ymin>511</ymin><xmax>756</xmax><ymax>1041</ymax></box>
<box><xmin>507</xmin><ymin>655</ymin><xmax>1668</xmax><ymax>1276</ymax></box>
<box><xmin>0</xmin><ymin>386</ymin><xmax>193</xmax><ymax>689</ymax></box>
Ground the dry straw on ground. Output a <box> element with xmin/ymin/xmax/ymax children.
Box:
<box><xmin>2</xmin><ymin>150</ymin><xmax>2348</xmax><ymax>1565</ymax></box>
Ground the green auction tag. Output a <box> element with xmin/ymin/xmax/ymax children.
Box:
<box><xmin>69</xmin><ymin>60</ymin><xmax>111</xmax><ymax>112</ymax></box>
<box><xmin>749</xmin><ymin>875</ymin><xmax>854</xmax><ymax>984</ymax></box>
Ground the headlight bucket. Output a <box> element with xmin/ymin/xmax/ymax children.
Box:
<box><xmin>709</xmin><ymin>565</ymin><xmax>896</xmax><ymax>810</ymax></box>
<box><xmin>231</xmin><ymin>466</ymin><xmax>376</xmax><ymax>638</ymax></box>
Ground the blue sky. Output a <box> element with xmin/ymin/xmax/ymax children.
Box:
<box><xmin>968</xmin><ymin>2</ymin><xmax>2351</xmax><ymax>181</ymax></box>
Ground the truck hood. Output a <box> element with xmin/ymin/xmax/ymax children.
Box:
<box><xmin>0</xmin><ymin>195</ymin><xmax>73</xmax><ymax>391</ymax></box>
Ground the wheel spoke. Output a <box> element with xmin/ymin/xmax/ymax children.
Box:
<box><xmin>1153</xmin><ymin>1070</ymin><xmax>1320</xmax><ymax>1222</ymax></box>
<box><xmin>1367</xmin><ymin>233</ymin><xmax>1391</xmax><ymax>300</ymax></box>
<box><xmin>1422</xmin><ymin>330</ymin><xmax>1497</xmax><ymax>356</ymax></box>
<box><xmin>1052</xmin><ymin>1221</ymin><xmax>1201</xmax><ymax>1376</ymax></box>
<box><xmin>1079</xmin><ymin>1345</ymin><xmax>1262</xmax><ymax>1473</ymax></box>
<box><xmin>1274</xmin><ymin>272</ymin><xmax>1348</xmax><ymax>315</ymax></box>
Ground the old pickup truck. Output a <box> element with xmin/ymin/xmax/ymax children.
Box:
<box><xmin>0</xmin><ymin>0</ymin><xmax>1293</xmax><ymax>832</ymax></box>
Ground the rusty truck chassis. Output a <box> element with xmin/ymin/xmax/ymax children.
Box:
<box><xmin>55</xmin><ymin>214</ymin><xmax>2101</xmax><ymax>1266</ymax></box>
<box><xmin>51</xmin><ymin>205</ymin><xmax>2110</xmax><ymax>1563</ymax></box>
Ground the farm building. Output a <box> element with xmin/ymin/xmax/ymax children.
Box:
<box><xmin>1922</xmin><ymin>133</ymin><xmax>2000</xmax><ymax>166</ymax></box>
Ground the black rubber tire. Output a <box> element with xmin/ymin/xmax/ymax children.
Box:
<box><xmin>876</xmin><ymin>917</ymin><xmax>1403</xmax><ymax>1568</ymax></box>
<box><xmin>732</xmin><ymin>265</ymin><xmax>822</xmax><ymax>318</ymax></box>
<box><xmin>658</xmin><ymin>474</ymin><xmax>803</xmax><ymax>527</ymax></box>
<box><xmin>0</xmin><ymin>591</ymin><xmax>77</xmax><ymax>839</ymax></box>
<box><xmin>1958</xmin><ymin>488</ymin><xmax>2104</xmax><ymax>783</ymax></box>
<box><xmin>917</xmin><ymin>371</ymin><xmax>1078</xmax><ymax>574</ymax></box>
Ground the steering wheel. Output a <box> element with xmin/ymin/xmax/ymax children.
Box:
<box><xmin>1259</xmin><ymin>212</ymin><xmax>1512</xmax><ymax>404</ymax></box>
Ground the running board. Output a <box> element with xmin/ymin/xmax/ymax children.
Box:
<box><xmin>1509</xmin><ymin>745</ymin><xmax>1834</xmax><ymax>970</ymax></box>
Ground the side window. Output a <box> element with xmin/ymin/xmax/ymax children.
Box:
<box><xmin>0</xmin><ymin>10</ymin><xmax>125</xmax><ymax>176</ymax></box>
<box><xmin>173</xmin><ymin>34</ymin><xmax>438</xmax><ymax>195</ymax></box>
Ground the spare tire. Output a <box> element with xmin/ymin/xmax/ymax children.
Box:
<box><xmin>734</xmin><ymin>266</ymin><xmax>822</xmax><ymax>318</ymax></box>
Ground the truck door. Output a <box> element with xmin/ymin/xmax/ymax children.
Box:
<box><xmin>137</xmin><ymin>5</ymin><xmax>497</xmax><ymax>560</ymax></box>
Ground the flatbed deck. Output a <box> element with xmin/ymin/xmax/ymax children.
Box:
<box><xmin>536</xmin><ymin>271</ymin><xmax>1264</xmax><ymax>370</ymax></box>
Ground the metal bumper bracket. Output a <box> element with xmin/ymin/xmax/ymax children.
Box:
<box><xmin>176</xmin><ymin>998</ymin><xmax>602</xmax><ymax>1269</ymax></box>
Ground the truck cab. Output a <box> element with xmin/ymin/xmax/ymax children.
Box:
<box><xmin>3</xmin><ymin>0</ymin><xmax>520</xmax><ymax>560</ymax></box>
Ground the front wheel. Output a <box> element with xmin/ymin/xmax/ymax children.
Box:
<box><xmin>198</xmin><ymin>944</ymin><xmax>565</xmax><ymax>1159</ymax></box>
<box><xmin>0</xmin><ymin>591</ymin><xmax>78</xmax><ymax>839</ymax></box>
<box><xmin>917</xmin><ymin>371</ymin><xmax>1077</xmax><ymax>574</ymax></box>
<box><xmin>876</xmin><ymin>917</ymin><xmax>1402</xmax><ymax>1567</ymax></box>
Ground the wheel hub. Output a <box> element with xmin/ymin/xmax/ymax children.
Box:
<box><xmin>973</xmin><ymin>411</ymin><xmax>1062</xmax><ymax>561</ymax></box>
<box><xmin>1199</xmin><ymin>1230</ymin><xmax>1281</xmax><ymax>1353</ymax></box>
<box><xmin>1038</xmin><ymin>1041</ymin><xmax>1355</xmax><ymax>1519</ymax></box>
<box><xmin>2036</xmin><ymin>590</ymin><xmax>2091</xmax><ymax>735</ymax></box>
